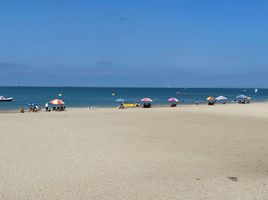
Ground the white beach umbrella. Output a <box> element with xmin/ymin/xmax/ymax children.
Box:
<box><xmin>236</xmin><ymin>94</ymin><xmax>248</xmax><ymax>99</ymax></box>
<box><xmin>215</xmin><ymin>96</ymin><xmax>228</xmax><ymax>101</ymax></box>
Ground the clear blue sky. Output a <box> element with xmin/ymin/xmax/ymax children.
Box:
<box><xmin>0</xmin><ymin>0</ymin><xmax>268</xmax><ymax>87</ymax></box>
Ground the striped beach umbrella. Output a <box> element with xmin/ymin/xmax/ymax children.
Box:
<box><xmin>141</xmin><ymin>98</ymin><xmax>153</xmax><ymax>102</ymax></box>
<box><xmin>206</xmin><ymin>96</ymin><xmax>215</xmax><ymax>101</ymax></box>
<box><xmin>50</xmin><ymin>99</ymin><xmax>65</xmax><ymax>105</ymax></box>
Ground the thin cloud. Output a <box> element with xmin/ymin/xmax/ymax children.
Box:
<box><xmin>96</xmin><ymin>61</ymin><xmax>112</xmax><ymax>66</ymax></box>
<box><xmin>0</xmin><ymin>62</ymin><xmax>30</xmax><ymax>73</ymax></box>
<box><xmin>0</xmin><ymin>62</ymin><xmax>19</xmax><ymax>72</ymax></box>
<box><xmin>118</xmin><ymin>17</ymin><xmax>128</xmax><ymax>22</ymax></box>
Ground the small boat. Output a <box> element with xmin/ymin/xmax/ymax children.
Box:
<box><xmin>0</xmin><ymin>96</ymin><xmax>14</xmax><ymax>102</ymax></box>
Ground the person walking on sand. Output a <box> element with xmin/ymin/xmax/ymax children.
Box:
<box><xmin>45</xmin><ymin>102</ymin><xmax>48</xmax><ymax>111</ymax></box>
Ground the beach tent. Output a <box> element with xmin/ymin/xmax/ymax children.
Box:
<box><xmin>215</xmin><ymin>96</ymin><xmax>228</xmax><ymax>101</ymax></box>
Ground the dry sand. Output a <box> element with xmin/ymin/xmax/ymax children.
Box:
<box><xmin>0</xmin><ymin>103</ymin><xmax>268</xmax><ymax>200</ymax></box>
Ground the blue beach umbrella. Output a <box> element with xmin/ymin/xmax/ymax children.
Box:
<box><xmin>115</xmin><ymin>99</ymin><xmax>126</xmax><ymax>103</ymax></box>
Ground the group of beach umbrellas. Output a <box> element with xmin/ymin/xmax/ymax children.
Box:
<box><xmin>206</xmin><ymin>96</ymin><xmax>228</xmax><ymax>101</ymax></box>
<box><xmin>116</xmin><ymin>94</ymin><xmax>251</xmax><ymax>104</ymax></box>
<box><xmin>116</xmin><ymin>97</ymin><xmax>179</xmax><ymax>103</ymax></box>
<box><xmin>117</xmin><ymin>95</ymin><xmax>251</xmax><ymax>103</ymax></box>
<box><xmin>116</xmin><ymin>98</ymin><xmax>153</xmax><ymax>103</ymax></box>
<box><xmin>141</xmin><ymin>98</ymin><xmax>179</xmax><ymax>102</ymax></box>
<box><xmin>206</xmin><ymin>94</ymin><xmax>251</xmax><ymax>102</ymax></box>
<box><xmin>26</xmin><ymin>94</ymin><xmax>253</xmax><ymax>109</ymax></box>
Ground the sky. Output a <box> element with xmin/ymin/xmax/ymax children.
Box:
<box><xmin>0</xmin><ymin>0</ymin><xmax>268</xmax><ymax>87</ymax></box>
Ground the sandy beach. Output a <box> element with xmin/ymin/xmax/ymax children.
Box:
<box><xmin>0</xmin><ymin>103</ymin><xmax>268</xmax><ymax>200</ymax></box>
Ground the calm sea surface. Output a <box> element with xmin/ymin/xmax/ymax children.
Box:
<box><xmin>0</xmin><ymin>87</ymin><xmax>267</xmax><ymax>110</ymax></box>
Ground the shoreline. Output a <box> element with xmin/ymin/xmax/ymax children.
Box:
<box><xmin>1</xmin><ymin>100</ymin><xmax>268</xmax><ymax>113</ymax></box>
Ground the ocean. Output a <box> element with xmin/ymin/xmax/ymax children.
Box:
<box><xmin>0</xmin><ymin>87</ymin><xmax>267</xmax><ymax>110</ymax></box>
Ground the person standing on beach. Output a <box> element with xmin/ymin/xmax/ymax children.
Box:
<box><xmin>45</xmin><ymin>102</ymin><xmax>48</xmax><ymax>111</ymax></box>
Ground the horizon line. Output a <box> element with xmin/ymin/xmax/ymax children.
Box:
<box><xmin>0</xmin><ymin>85</ymin><xmax>266</xmax><ymax>89</ymax></box>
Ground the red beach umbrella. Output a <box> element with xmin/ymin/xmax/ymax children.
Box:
<box><xmin>206</xmin><ymin>96</ymin><xmax>215</xmax><ymax>101</ymax></box>
<box><xmin>50</xmin><ymin>99</ymin><xmax>65</xmax><ymax>105</ymax></box>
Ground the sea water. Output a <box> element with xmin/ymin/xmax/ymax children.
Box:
<box><xmin>0</xmin><ymin>87</ymin><xmax>267</xmax><ymax>110</ymax></box>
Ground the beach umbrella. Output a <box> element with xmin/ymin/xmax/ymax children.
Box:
<box><xmin>236</xmin><ymin>94</ymin><xmax>248</xmax><ymax>99</ymax></box>
<box><xmin>115</xmin><ymin>98</ymin><xmax>126</xmax><ymax>103</ymax></box>
<box><xmin>206</xmin><ymin>96</ymin><xmax>215</xmax><ymax>101</ymax></box>
<box><xmin>168</xmin><ymin>98</ymin><xmax>179</xmax><ymax>102</ymax></box>
<box><xmin>215</xmin><ymin>96</ymin><xmax>228</xmax><ymax>101</ymax></box>
<box><xmin>141</xmin><ymin>98</ymin><xmax>153</xmax><ymax>102</ymax></box>
<box><xmin>50</xmin><ymin>99</ymin><xmax>65</xmax><ymax>105</ymax></box>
